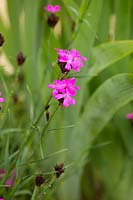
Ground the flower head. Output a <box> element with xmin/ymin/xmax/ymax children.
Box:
<box><xmin>44</xmin><ymin>4</ymin><xmax>60</xmax><ymax>13</ymax></box>
<box><xmin>56</xmin><ymin>49</ymin><xmax>87</xmax><ymax>73</ymax></box>
<box><xmin>48</xmin><ymin>78</ymin><xmax>80</xmax><ymax>107</ymax></box>
<box><xmin>0</xmin><ymin>92</ymin><xmax>5</xmax><ymax>103</ymax></box>
<box><xmin>126</xmin><ymin>113</ymin><xmax>133</xmax><ymax>120</ymax></box>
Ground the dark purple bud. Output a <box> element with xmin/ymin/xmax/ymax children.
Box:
<box><xmin>12</xmin><ymin>94</ymin><xmax>18</xmax><ymax>104</ymax></box>
<box><xmin>0</xmin><ymin>33</ymin><xmax>5</xmax><ymax>47</ymax></box>
<box><xmin>46</xmin><ymin>110</ymin><xmax>50</xmax><ymax>121</ymax></box>
<box><xmin>45</xmin><ymin>104</ymin><xmax>50</xmax><ymax>111</ymax></box>
<box><xmin>47</xmin><ymin>13</ymin><xmax>59</xmax><ymax>28</ymax></box>
<box><xmin>35</xmin><ymin>174</ymin><xmax>45</xmax><ymax>187</ymax></box>
<box><xmin>17</xmin><ymin>51</ymin><xmax>26</xmax><ymax>66</ymax></box>
<box><xmin>54</xmin><ymin>163</ymin><xmax>64</xmax><ymax>178</ymax></box>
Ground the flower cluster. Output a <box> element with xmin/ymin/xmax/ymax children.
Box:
<box><xmin>56</xmin><ymin>49</ymin><xmax>87</xmax><ymax>73</ymax></box>
<box><xmin>48</xmin><ymin>48</ymin><xmax>87</xmax><ymax>107</ymax></box>
<box><xmin>48</xmin><ymin>78</ymin><xmax>80</xmax><ymax>107</ymax></box>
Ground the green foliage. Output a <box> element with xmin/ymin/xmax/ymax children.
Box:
<box><xmin>0</xmin><ymin>0</ymin><xmax>133</xmax><ymax>199</ymax></box>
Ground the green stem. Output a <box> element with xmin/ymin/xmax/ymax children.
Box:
<box><xmin>33</xmin><ymin>95</ymin><xmax>52</xmax><ymax>127</ymax></box>
<box><xmin>31</xmin><ymin>186</ymin><xmax>37</xmax><ymax>200</ymax></box>
<box><xmin>39</xmin><ymin>105</ymin><xmax>59</xmax><ymax>158</ymax></box>
<box><xmin>41</xmin><ymin>105</ymin><xmax>59</xmax><ymax>141</ymax></box>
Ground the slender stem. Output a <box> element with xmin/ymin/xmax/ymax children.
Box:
<box><xmin>40</xmin><ymin>142</ymin><xmax>44</xmax><ymax>159</ymax></box>
<box><xmin>33</xmin><ymin>95</ymin><xmax>52</xmax><ymax>127</ymax></box>
<box><xmin>41</xmin><ymin>105</ymin><xmax>59</xmax><ymax>141</ymax></box>
<box><xmin>31</xmin><ymin>186</ymin><xmax>37</xmax><ymax>200</ymax></box>
<box><xmin>39</xmin><ymin>105</ymin><xmax>59</xmax><ymax>158</ymax></box>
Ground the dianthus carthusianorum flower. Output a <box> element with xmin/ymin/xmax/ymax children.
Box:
<box><xmin>48</xmin><ymin>78</ymin><xmax>80</xmax><ymax>107</ymax></box>
<box><xmin>44</xmin><ymin>4</ymin><xmax>60</xmax><ymax>13</ymax></box>
<box><xmin>56</xmin><ymin>49</ymin><xmax>87</xmax><ymax>73</ymax></box>
<box><xmin>0</xmin><ymin>92</ymin><xmax>5</xmax><ymax>103</ymax></box>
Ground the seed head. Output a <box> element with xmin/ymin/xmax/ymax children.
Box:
<box><xmin>35</xmin><ymin>174</ymin><xmax>45</xmax><ymax>187</ymax></box>
<box><xmin>54</xmin><ymin>163</ymin><xmax>64</xmax><ymax>178</ymax></box>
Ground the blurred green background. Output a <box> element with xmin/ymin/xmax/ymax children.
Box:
<box><xmin>0</xmin><ymin>0</ymin><xmax>133</xmax><ymax>199</ymax></box>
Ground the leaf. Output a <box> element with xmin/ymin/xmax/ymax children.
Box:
<box><xmin>115</xmin><ymin>0</ymin><xmax>131</xmax><ymax>40</ymax></box>
<box><xmin>72</xmin><ymin>0</ymin><xmax>103</xmax><ymax>55</ymax></box>
<box><xmin>76</xmin><ymin>40</ymin><xmax>133</xmax><ymax>114</ymax></box>
<box><xmin>70</xmin><ymin>73</ymin><xmax>133</xmax><ymax>166</ymax></box>
<box><xmin>88</xmin><ymin>40</ymin><xmax>133</xmax><ymax>81</ymax></box>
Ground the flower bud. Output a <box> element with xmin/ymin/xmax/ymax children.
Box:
<box><xmin>35</xmin><ymin>174</ymin><xmax>45</xmax><ymax>187</ymax></box>
<box><xmin>0</xmin><ymin>33</ymin><xmax>4</xmax><ymax>47</ymax></box>
<box><xmin>17</xmin><ymin>51</ymin><xmax>26</xmax><ymax>66</ymax></box>
<box><xmin>54</xmin><ymin>163</ymin><xmax>64</xmax><ymax>178</ymax></box>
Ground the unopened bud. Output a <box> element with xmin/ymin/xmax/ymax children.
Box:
<box><xmin>17</xmin><ymin>51</ymin><xmax>26</xmax><ymax>66</ymax></box>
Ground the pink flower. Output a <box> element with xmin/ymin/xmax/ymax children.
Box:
<box><xmin>0</xmin><ymin>168</ymin><xmax>15</xmax><ymax>187</ymax></box>
<box><xmin>44</xmin><ymin>4</ymin><xmax>60</xmax><ymax>13</ymax></box>
<box><xmin>126</xmin><ymin>113</ymin><xmax>133</xmax><ymax>120</ymax></box>
<box><xmin>56</xmin><ymin>49</ymin><xmax>87</xmax><ymax>72</ymax></box>
<box><xmin>0</xmin><ymin>92</ymin><xmax>5</xmax><ymax>103</ymax></box>
<box><xmin>0</xmin><ymin>198</ymin><xmax>4</xmax><ymax>200</ymax></box>
<box><xmin>48</xmin><ymin>78</ymin><xmax>80</xmax><ymax>107</ymax></box>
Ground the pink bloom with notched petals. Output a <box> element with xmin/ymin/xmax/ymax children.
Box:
<box><xmin>56</xmin><ymin>49</ymin><xmax>87</xmax><ymax>72</ymax></box>
<box><xmin>44</xmin><ymin>4</ymin><xmax>60</xmax><ymax>13</ymax></box>
<box><xmin>0</xmin><ymin>198</ymin><xmax>4</xmax><ymax>200</ymax></box>
<box><xmin>48</xmin><ymin>78</ymin><xmax>80</xmax><ymax>107</ymax></box>
<box><xmin>126</xmin><ymin>113</ymin><xmax>133</xmax><ymax>120</ymax></box>
<box><xmin>0</xmin><ymin>92</ymin><xmax>5</xmax><ymax>103</ymax></box>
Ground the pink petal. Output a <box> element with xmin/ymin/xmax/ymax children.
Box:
<box><xmin>44</xmin><ymin>4</ymin><xmax>54</xmax><ymax>12</ymax></box>
<box><xmin>44</xmin><ymin>4</ymin><xmax>60</xmax><ymax>13</ymax></box>
<box><xmin>0</xmin><ymin>95</ymin><xmax>5</xmax><ymax>102</ymax></box>
<box><xmin>6</xmin><ymin>178</ymin><xmax>13</xmax><ymax>187</ymax></box>
<box><xmin>54</xmin><ymin>5</ymin><xmax>60</xmax><ymax>12</ymax></box>
<box><xmin>63</xmin><ymin>97</ymin><xmax>70</xmax><ymax>107</ymax></box>
<box><xmin>52</xmin><ymin>89</ymin><xmax>58</xmax><ymax>96</ymax></box>
<box><xmin>65</xmin><ymin>63</ymin><xmax>72</xmax><ymax>71</ymax></box>
<box><xmin>55</xmin><ymin>94</ymin><xmax>65</xmax><ymax>99</ymax></box>
<box><xmin>48</xmin><ymin>84</ymin><xmax>55</xmax><ymax>89</ymax></box>
<box><xmin>70</xmin><ymin>98</ymin><xmax>76</xmax><ymax>105</ymax></box>
<box><xmin>70</xmin><ymin>78</ymin><xmax>76</xmax><ymax>84</ymax></box>
<box><xmin>0</xmin><ymin>169</ymin><xmax>6</xmax><ymax>174</ymax></box>
<box><xmin>126</xmin><ymin>113</ymin><xmax>133</xmax><ymax>120</ymax></box>
<box><xmin>74</xmin><ymin>86</ymin><xmax>80</xmax><ymax>90</ymax></box>
<box><xmin>81</xmin><ymin>56</ymin><xmax>87</xmax><ymax>61</ymax></box>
